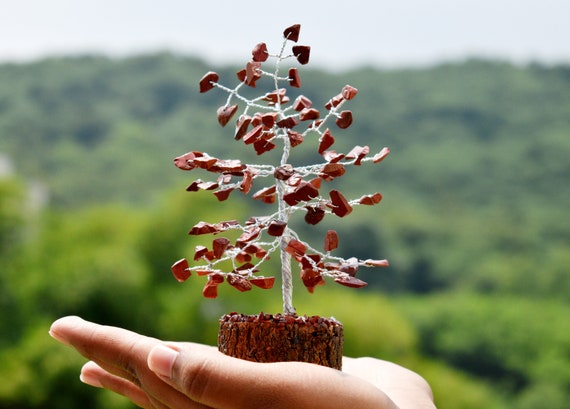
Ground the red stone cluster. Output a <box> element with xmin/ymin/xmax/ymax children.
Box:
<box><xmin>172</xmin><ymin>24</ymin><xmax>389</xmax><ymax>299</ymax></box>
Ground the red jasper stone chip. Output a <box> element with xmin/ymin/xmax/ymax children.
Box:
<box><xmin>252</xmin><ymin>185</ymin><xmax>276</xmax><ymax>202</ymax></box>
<box><xmin>304</xmin><ymin>205</ymin><xmax>326</xmax><ymax>225</ymax></box>
<box><xmin>292</xmin><ymin>45</ymin><xmax>311</xmax><ymax>65</ymax></box>
<box><xmin>324</xmin><ymin>230</ymin><xmax>339</xmax><ymax>252</ymax></box>
<box><xmin>322</xmin><ymin>151</ymin><xmax>345</xmax><ymax>163</ymax></box>
<box><xmin>171</xmin><ymin>258</ymin><xmax>190</xmax><ymax>282</ymax></box>
<box><xmin>243</xmin><ymin>124</ymin><xmax>264</xmax><ymax>145</ymax></box>
<box><xmin>236</xmin><ymin>226</ymin><xmax>261</xmax><ymax>245</ymax></box>
<box><xmin>236</xmin><ymin>69</ymin><xmax>246</xmax><ymax>83</ymax></box>
<box><xmin>336</xmin><ymin>110</ymin><xmax>353</xmax><ymax>129</ymax></box>
<box><xmin>293</xmin><ymin>95</ymin><xmax>312</xmax><ymax>111</ymax></box>
<box><xmin>274</xmin><ymin>165</ymin><xmax>294</xmax><ymax>181</ymax></box>
<box><xmin>285</xmin><ymin>239</ymin><xmax>307</xmax><ymax>259</ymax></box>
<box><xmin>359</xmin><ymin>192</ymin><xmax>383</xmax><ymax>205</ymax></box>
<box><xmin>329</xmin><ymin>190</ymin><xmax>353</xmax><ymax>217</ymax></box>
<box><xmin>249</xmin><ymin>276</ymin><xmax>275</xmax><ymax>289</ymax></box>
<box><xmin>199</xmin><ymin>71</ymin><xmax>219</xmax><ymax>93</ymax></box>
<box><xmin>283</xmin><ymin>181</ymin><xmax>319</xmax><ymax>206</ymax></box>
<box><xmin>284</xmin><ymin>24</ymin><xmax>301</xmax><ymax>42</ymax></box>
<box><xmin>239</xmin><ymin>170</ymin><xmax>254</xmax><ymax>194</ymax></box>
<box><xmin>253</xmin><ymin>138</ymin><xmax>276</xmax><ymax>155</ymax></box>
<box><xmin>235</xmin><ymin>115</ymin><xmax>251</xmax><ymax>140</ymax></box>
<box><xmin>299</xmin><ymin>108</ymin><xmax>320</xmax><ymax>121</ymax></box>
<box><xmin>325</xmin><ymin>94</ymin><xmax>344</xmax><ymax>110</ymax></box>
<box><xmin>318</xmin><ymin>129</ymin><xmax>335</xmax><ymax>155</ymax></box>
<box><xmin>216</xmin><ymin>159</ymin><xmax>245</xmax><ymax>172</ymax></box>
<box><xmin>346</xmin><ymin>145</ymin><xmax>370</xmax><ymax>165</ymax></box>
<box><xmin>288</xmin><ymin>68</ymin><xmax>301</xmax><ymax>88</ymax></box>
<box><xmin>193</xmin><ymin>246</ymin><xmax>208</xmax><ymax>261</ymax></box>
<box><xmin>202</xmin><ymin>273</ymin><xmax>225</xmax><ymax>298</ymax></box>
<box><xmin>227</xmin><ymin>274</ymin><xmax>253</xmax><ymax>292</ymax></box>
<box><xmin>364</xmin><ymin>259</ymin><xmax>390</xmax><ymax>267</ymax></box>
<box><xmin>245</xmin><ymin>61</ymin><xmax>261</xmax><ymax>86</ymax></box>
<box><xmin>341</xmin><ymin>85</ymin><xmax>358</xmax><ymax>100</ymax></box>
<box><xmin>193</xmin><ymin>155</ymin><xmax>218</xmax><ymax>170</ymax></box>
<box><xmin>173</xmin><ymin>151</ymin><xmax>203</xmax><ymax>170</ymax></box>
<box><xmin>202</xmin><ymin>284</ymin><xmax>218</xmax><ymax>298</ymax></box>
<box><xmin>189</xmin><ymin>221</ymin><xmax>220</xmax><ymax>235</ymax></box>
<box><xmin>373</xmin><ymin>147</ymin><xmax>391</xmax><ymax>163</ymax></box>
<box><xmin>261</xmin><ymin>113</ymin><xmax>278</xmax><ymax>128</ymax></box>
<box><xmin>252</xmin><ymin>42</ymin><xmax>269</xmax><ymax>62</ymax></box>
<box><xmin>217</xmin><ymin>104</ymin><xmax>238</xmax><ymax>127</ymax></box>
<box><xmin>319</xmin><ymin>163</ymin><xmax>346</xmax><ymax>181</ymax></box>
<box><xmin>263</xmin><ymin>89</ymin><xmax>289</xmax><ymax>105</ymax></box>
<box><xmin>334</xmin><ymin>275</ymin><xmax>368</xmax><ymax>288</ymax></box>
<box><xmin>276</xmin><ymin>117</ymin><xmax>299</xmax><ymax>129</ymax></box>
<box><xmin>267</xmin><ymin>220</ymin><xmax>287</xmax><ymax>236</ymax></box>
<box><xmin>287</xmin><ymin>130</ymin><xmax>304</xmax><ymax>147</ymax></box>
<box><xmin>212</xmin><ymin>237</ymin><xmax>231</xmax><ymax>259</ymax></box>
<box><xmin>301</xmin><ymin>268</ymin><xmax>324</xmax><ymax>292</ymax></box>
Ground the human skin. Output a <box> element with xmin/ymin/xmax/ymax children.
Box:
<box><xmin>49</xmin><ymin>316</ymin><xmax>436</xmax><ymax>409</ymax></box>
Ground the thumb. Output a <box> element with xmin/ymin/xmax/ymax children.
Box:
<box><xmin>148</xmin><ymin>342</ymin><xmax>281</xmax><ymax>407</ymax></box>
<box><xmin>147</xmin><ymin>342</ymin><xmax>395</xmax><ymax>409</ymax></box>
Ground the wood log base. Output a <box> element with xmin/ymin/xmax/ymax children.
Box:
<box><xmin>218</xmin><ymin>312</ymin><xmax>344</xmax><ymax>370</ymax></box>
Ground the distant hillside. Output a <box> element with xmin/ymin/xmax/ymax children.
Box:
<box><xmin>1</xmin><ymin>54</ymin><xmax>569</xmax><ymax>298</ymax></box>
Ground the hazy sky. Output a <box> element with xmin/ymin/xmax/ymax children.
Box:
<box><xmin>2</xmin><ymin>0</ymin><xmax>569</xmax><ymax>69</ymax></box>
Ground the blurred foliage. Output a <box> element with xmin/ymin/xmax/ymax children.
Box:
<box><xmin>398</xmin><ymin>293</ymin><xmax>570</xmax><ymax>409</ymax></box>
<box><xmin>0</xmin><ymin>54</ymin><xmax>569</xmax><ymax>408</ymax></box>
<box><xmin>0</xmin><ymin>177</ymin><xmax>26</xmax><ymax>259</ymax></box>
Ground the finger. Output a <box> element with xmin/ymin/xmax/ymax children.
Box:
<box><xmin>80</xmin><ymin>361</ymin><xmax>153</xmax><ymax>409</ymax></box>
<box><xmin>51</xmin><ymin>317</ymin><xmax>212</xmax><ymax>409</ymax></box>
<box><xmin>147</xmin><ymin>343</ymin><xmax>396</xmax><ymax>409</ymax></box>
<box><xmin>81</xmin><ymin>361</ymin><xmax>213</xmax><ymax>409</ymax></box>
<box><xmin>50</xmin><ymin>316</ymin><xmax>157</xmax><ymax>375</ymax></box>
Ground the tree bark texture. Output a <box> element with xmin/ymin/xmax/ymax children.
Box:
<box><xmin>218</xmin><ymin>312</ymin><xmax>343</xmax><ymax>370</ymax></box>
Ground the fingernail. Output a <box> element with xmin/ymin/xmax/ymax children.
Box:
<box><xmin>49</xmin><ymin>316</ymin><xmax>85</xmax><ymax>345</ymax></box>
<box><xmin>80</xmin><ymin>371</ymin><xmax>103</xmax><ymax>388</ymax></box>
<box><xmin>48</xmin><ymin>328</ymin><xmax>70</xmax><ymax>345</ymax></box>
<box><xmin>148</xmin><ymin>345</ymin><xmax>179</xmax><ymax>379</ymax></box>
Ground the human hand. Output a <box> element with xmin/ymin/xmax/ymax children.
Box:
<box><xmin>49</xmin><ymin>316</ymin><xmax>435</xmax><ymax>409</ymax></box>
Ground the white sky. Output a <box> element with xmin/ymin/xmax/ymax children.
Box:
<box><xmin>1</xmin><ymin>0</ymin><xmax>569</xmax><ymax>69</ymax></box>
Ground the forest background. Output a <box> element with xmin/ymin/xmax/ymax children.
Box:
<box><xmin>0</xmin><ymin>53</ymin><xmax>569</xmax><ymax>408</ymax></box>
